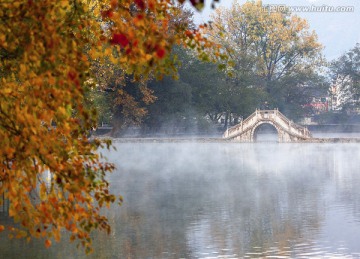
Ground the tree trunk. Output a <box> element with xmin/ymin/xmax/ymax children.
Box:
<box><xmin>224</xmin><ymin>111</ymin><xmax>230</xmax><ymax>130</ymax></box>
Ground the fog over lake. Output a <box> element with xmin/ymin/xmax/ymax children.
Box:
<box><xmin>2</xmin><ymin>142</ymin><xmax>360</xmax><ymax>258</ymax></box>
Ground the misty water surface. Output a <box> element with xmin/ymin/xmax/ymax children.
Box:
<box><xmin>2</xmin><ymin>142</ymin><xmax>360</xmax><ymax>258</ymax></box>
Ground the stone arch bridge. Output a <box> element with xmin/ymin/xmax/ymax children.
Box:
<box><xmin>223</xmin><ymin>109</ymin><xmax>312</xmax><ymax>142</ymax></box>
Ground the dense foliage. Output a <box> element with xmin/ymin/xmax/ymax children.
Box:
<box><xmin>129</xmin><ymin>0</ymin><xmax>326</xmax><ymax>133</ymax></box>
<box><xmin>206</xmin><ymin>0</ymin><xmax>325</xmax><ymax>119</ymax></box>
<box><xmin>330</xmin><ymin>43</ymin><xmax>360</xmax><ymax>111</ymax></box>
<box><xmin>0</xmin><ymin>0</ymin><xmax>218</xmax><ymax>252</ymax></box>
<box><xmin>93</xmin><ymin>1</ymin><xmax>327</xmax><ymax>136</ymax></box>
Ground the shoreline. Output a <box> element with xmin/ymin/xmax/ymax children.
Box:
<box><xmin>94</xmin><ymin>136</ymin><xmax>360</xmax><ymax>143</ymax></box>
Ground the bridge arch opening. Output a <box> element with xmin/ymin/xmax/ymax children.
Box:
<box><xmin>253</xmin><ymin>123</ymin><xmax>279</xmax><ymax>142</ymax></box>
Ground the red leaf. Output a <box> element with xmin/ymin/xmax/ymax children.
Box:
<box><xmin>68</xmin><ymin>71</ymin><xmax>77</xmax><ymax>80</ymax></box>
<box><xmin>101</xmin><ymin>10</ymin><xmax>113</xmax><ymax>19</ymax></box>
<box><xmin>156</xmin><ymin>48</ymin><xmax>166</xmax><ymax>59</ymax></box>
<box><xmin>110</xmin><ymin>33</ymin><xmax>129</xmax><ymax>47</ymax></box>
<box><xmin>190</xmin><ymin>0</ymin><xmax>197</xmax><ymax>6</ymax></box>
<box><xmin>134</xmin><ymin>0</ymin><xmax>146</xmax><ymax>10</ymax></box>
<box><xmin>185</xmin><ymin>30</ymin><xmax>193</xmax><ymax>37</ymax></box>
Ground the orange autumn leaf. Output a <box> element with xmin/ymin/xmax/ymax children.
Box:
<box><xmin>45</xmin><ymin>239</ymin><xmax>52</xmax><ymax>248</ymax></box>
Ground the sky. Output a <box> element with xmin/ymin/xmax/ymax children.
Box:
<box><xmin>191</xmin><ymin>0</ymin><xmax>360</xmax><ymax>61</ymax></box>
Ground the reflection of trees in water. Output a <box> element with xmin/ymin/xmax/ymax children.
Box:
<box><xmin>185</xmin><ymin>155</ymin><xmax>327</xmax><ymax>257</ymax></box>
<box><xmin>94</xmin><ymin>166</ymin><xmax>201</xmax><ymax>258</ymax></box>
<box><xmin>2</xmin><ymin>143</ymin><xmax>358</xmax><ymax>258</ymax></box>
<box><xmin>329</xmin><ymin>145</ymin><xmax>360</xmax><ymax>221</ymax></box>
<box><xmin>98</xmin><ymin>143</ymin><xmax>336</xmax><ymax>258</ymax></box>
<box><xmin>96</xmin><ymin>143</ymin><xmax>360</xmax><ymax>259</ymax></box>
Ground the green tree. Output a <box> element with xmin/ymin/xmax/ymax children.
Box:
<box><xmin>206</xmin><ymin>0</ymin><xmax>324</xmax><ymax>118</ymax></box>
<box><xmin>142</xmin><ymin>46</ymin><xmax>262</xmax><ymax>133</ymax></box>
<box><xmin>179</xmin><ymin>49</ymin><xmax>262</xmax><ymax>128</ymax></box>
<box><xmin>330</xmin><ymin>43</ymin><xmax>360</xmax><ymax>112</ymax></box>
<box><xmin>144</xmin><ymin>76</ymin><xmax>196</xmax><ymax>134</ymax></box>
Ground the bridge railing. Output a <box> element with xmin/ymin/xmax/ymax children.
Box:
<box><xmin>224</xmin><ymin>109</ymin><xmax>312</xmax><ymax>140</ymax></box>
<box><xmin>225</xmin><ymin>110</ymin><xmax>269</xmax><ymax>138</ymax></box>
<box><xmin>275</xmin><ymin>110</ymin><xmax>311</xmax><ymax>137</ymax></box>
<box><xmin>225</xmin><ymin>110</ymin><xmax>278</xmax><ymax>138</ymax></box>
<box><xmin>258</xmin><ymin>110</ymin><xmax>278</xmax><ymax>120</ymax></box>
<box><xmin>241</xmin><ymin>112</ymin><xmax>258</xmax><ymax>126</ymax></box>
<box><xmin>225</xmin><ymin>111</ymin><xmax>257</xmax><ymax>136</ymax></box>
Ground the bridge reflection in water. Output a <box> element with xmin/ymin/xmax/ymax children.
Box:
<box><xmin>223</xmin><ymin>109</ymin><xmax>312</xmax><ymax>142</ymax></box>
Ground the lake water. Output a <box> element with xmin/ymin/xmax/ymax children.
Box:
<box><xmin>2</xmin><ymin>142</ymin><xmax>360</xmax><ymax>258</ymax></box>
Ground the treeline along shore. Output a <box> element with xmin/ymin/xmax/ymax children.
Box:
<box><xmin>94</xmin><ymin>137</ymin><xmax>360</xmax><ymax>143</ymax></box>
